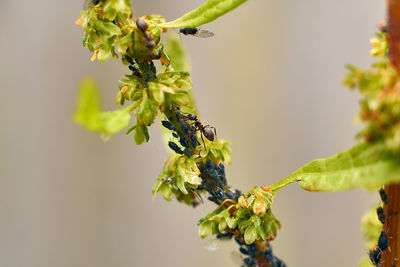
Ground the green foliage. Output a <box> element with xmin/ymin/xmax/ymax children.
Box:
<box><xmin>160</xmin><ymin>0</ymin><xmax>247</xmax><ymax>28</ymax></box>
<box><xmin>74</xmin><ymin>78</ymin><xmax>132</xmax><ymax>138</ymax></box>
<box><xmin>343</xmin><ymin>32</ymin><xmax>400</xmax><ymax>152</ymax></box>
<box><xmin>269</xmin><ymin>31</ymin><xmax>400</xmax><ymax>195</ymax></box>
<box><xmin>272</xmin><ymin>141</ymin><xmax>400</xmax><ymax>192</ymax></box>
<box><xmin>198</xmin><ymin>187</ymin><xmax>280</xmax><ymax>244</ymax></box>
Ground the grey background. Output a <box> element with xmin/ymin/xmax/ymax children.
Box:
<box><xmin>0</xmin><ymin>0</ymin><xmax>385</xmax><ymax>266</ymax></box>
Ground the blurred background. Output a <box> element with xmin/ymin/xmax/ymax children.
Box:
<box><xmin>0</xmin><ymin>0</ymin><xmax>386</xmax><ymax>266</ymax></box>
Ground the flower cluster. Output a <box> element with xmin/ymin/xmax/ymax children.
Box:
<box><xmin>198</xmin><ymin>187</ymin><xmax>281</xmax><ymax>245</ymax></box>
<box><xmin>343</xmin><ymin>31</ymin><xmax>400</xmax><ymax>152</ymax></box>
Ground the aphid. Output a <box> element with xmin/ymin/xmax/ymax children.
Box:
<box><xmin>216</xmin><ymin>233</ymin><xmax>233</xmax><ymax>240</ymax></box>
<box><xmin>276</xmin><ymin>259</ymin><xmax>287</xmax><ymax>267</ymax></box>
<box><xmin>161</xmin><ymin>120</ymin><xmax>176</xmax><ymax>131</ymax></box>
<box><xmin>128</xmin><ymin>65</ymin><xmax>142</xmax><ymax>78</ymax></box>
<box><xmin>179</xmin><ymin>28</ymin><xmax>214</xmax><ymax>38</ymax></box>
<box><xmin>378</xmin><ymin>231</ymin><xmax>389</xmax><ymax>251</ymax></box>
<box><xmin>179</xmin><ymin>137</ymin><xmax>189</xmax><ymax>148</ymax></box>
<box><xmin>380</xmin><ymin>188</ymin><xmax>389</xmax><ymax>204</ymax></box>
<box><xmin>183</xmin><ymin>148</ymin><xmax>194</xmax><ymax>157</ymax></box>
<box><xmin>369</xmin><ymin>248</ymin><xmax>381</xmax><ymax>265</ymax></box>
<box><xmin>214</xmin><ymin>188</ymin><xmax>225</xmax><ymax>200</ymax></box>
<box><xmin>225</xmin><ymin>190</ymin><xmax>234</xmax><ymax>200</ymax></box>
<box><xmin>377</xmin><ymin>206</ymin><xmax>386</xmax><ymax>224</ymax></box>
<box><xmin>83</xmin><ymin>0</ymin><xmax>100</xmax><ymax>10</ymax></box>
<box><xmin>243</xmin><ymin>257</ymin><xmax>256</xmax><ymax>267</ymax></box>
<box><xmin>239</xmin><ymin>247</ymin><xmax>249</xmax><ymax>255</ymax></box>
<box><xmin>145</xmin><ymin>41</ymin><xmax>156</xmax><ymax>49</ymax></box>
<box><xmin>190</xmin><ymin>134</ymin><xmax>198</xmax><ymax>147</ymax></box>
<box><xmin>168</xmin><ymin>141</ymin><xmax>183</xmax><ymax>154</ymax></box>
<box><xmin>135</xmin><ymin>19</ymin><xmax>148</xmax><ymax>32</ymax></box>
<box><xmin>149</xmin><ymin>61</ymin><xmax>157</xmax><ymax>78</ymax></box>
<box><xmin>125</xmin><ymin>55</ymin><xmax>134</xmax><ymax>65</ymax></box>
<box><xmin>172</xmin><ymin>132</ymin><xmax>178</xmax><ymax>138</ymax></box>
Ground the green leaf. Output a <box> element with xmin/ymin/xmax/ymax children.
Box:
<box><xmin>98</xmin><ymin>107</ymin><xmax>131</xmax><ymax>136</ymax></box>
<box><xmin>74</xmin><ymin>78</ymin><xmax>101</xmax><ymax>131</ymax></box>
<box><xmin>134</xmin><ymin>124</ymin><xmax>146</xmax><ymax>145</ymax></box>
<box><xmin>244</xmin><ymin>224</ymin><xmax>257</xmax><ymax>244</ymax></box>
<box><xmin>272</xmin><ymin>141</ymin><xmax>400</xmax><ymax>192</ymax></box>
<box><xmin>159</xmin><ymin>0</ymin><xmax>247</xmax><ymax>28</ymax></box>
<box><xmin>199</xmin><ymin>221</ymin><xmax>214</xmax><ymax>238</ymax></box>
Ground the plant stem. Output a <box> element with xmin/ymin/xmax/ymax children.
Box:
<box><xmin>381</xmin><ymin>2</ymin><xmax>400</xmax><ymax>266</ymax></box>
<box><xmin>381</xmin><ymin>184</ymin><xmax>400</xmax><ymax>267</ymax></box>
<box><xmin>387</xmin><ymin>0</ymin><xmax>400</xmax><ymax>72</ymax></box>
<box><xmin>254</xmin><ymin>241</ymin><xmax>271</xmax><ymax>267</ymax></box>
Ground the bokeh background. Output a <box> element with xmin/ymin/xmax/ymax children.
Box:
<box><xmin>0</xmin><ymin>0</ymin><xmax>386</xmax><ymax>266</ymax></box>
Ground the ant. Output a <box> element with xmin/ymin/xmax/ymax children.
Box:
<box><xmin>174</xmin><ymin>106</ymin><xmax>217</xmax><ymax>149</ymax></box>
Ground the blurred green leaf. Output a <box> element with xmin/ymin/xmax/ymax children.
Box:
<box><xmin>361</xmin><ymin>205</ymin><xmax>382</xmax><ymax>250</ymax></box>
<box><xmin>74</xmin><ymin>77</ymin><xmax>132</xmax><ymax>138</ymax></box>
<box><xmin>272</xmin><ymin>141</ymin><xmax>400</xmax><ymax>192</ymax></box>
<box><xmin>165</xmin><ymin>34</ymin><xmax>191</xmax><ymax>72</ymax></box>
<box><xmin>99</xmin><ymin>108</ymin><xmax>131</xmax><ymax>136</ymax></box>
<box><xmin>74</xmin><ymin>78</ymin><xmax>102</xmax><ymax>131</ymax></box>
<box><xmin>160</xmin><ymin>0</ymin><xmax>247</xmax><ymax>28</ymax></box>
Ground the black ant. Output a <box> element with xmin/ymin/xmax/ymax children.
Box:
<box><xmin>176</xmin><ymin>109</ymin><xmax>217</xmax><ymax>149</ymax></box>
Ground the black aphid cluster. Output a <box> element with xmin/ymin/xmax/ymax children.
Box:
<box><xmin>233</xmin><ymin>235</ymin><xmax>286</xmax><ymax>267</ymax></box>
<box><xmin>369</xmin><ymin>188</ymin><xmax>389</xmax><ymax>266</ymax></box>
<box><xmin>125</xmin><ymin>55</ymin><xmax>157</xmax><ymax>84</ymax></box>
<box><xmin>162</xmin><ymin>106</ymin><xmax>286</xmax><ymax>266</ymax></box>
<box><xmin>162</xmin><ymin>106</ymin><xmax>242</xmax><ymax>204</ymax></box>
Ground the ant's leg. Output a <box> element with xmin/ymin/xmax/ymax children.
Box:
<box><xmin>200</xmin><ymin>132</ymin><xmax>207</xmax><ymax>151</ymax></box>
<box><xmin>211</xmin><ymin>126</ymin><xmax>217</xmax><ymax>140</ymax></box>
<box><xmin>191</xmin><ymin>189</ymin><xmax>203</xmax><ymax>204</ymax></box>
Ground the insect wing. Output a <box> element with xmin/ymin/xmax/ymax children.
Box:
<box><xmin>194</xmin><ymin>30</ymin><xmax>214</xmax><ymax>38</ymax></box>
<box><xmin>203</xmin><ymin>237</ymin><xmax>231</xmax><ymax>252</ymax></box>
<box><xmin>203</xmin><ymin>238</ymin><xmax>221</xmax><ymax>251</ymax></box>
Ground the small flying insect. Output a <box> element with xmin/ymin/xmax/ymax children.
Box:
<box><xmin>179</xmin><ymin>28</ymin><xmax>214</xmax><ymax>38</ymax></box>
<box><xmin>83</xmin><ymin>0</ymin><xmax>100</xmax><ymax>10</ymax></box>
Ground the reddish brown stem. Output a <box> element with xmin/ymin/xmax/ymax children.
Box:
<box><xmin>381</xmin><ymin>184</ymin><xmax>400</xmax><ymax>267</ymax></box>
<box><xmin>254</xmin><ymin>241</ymin><xmax>272</xmax><ymax>267</ymax></box>
<box><xmin>381</xmin><ymin>2</ymin><xmax>400</xmax><ymax>266</ymax></box>
<box><xmin>388</xmin><ymin>0</ymin><xmax>400</xmax><ymax>72</ymax></box>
